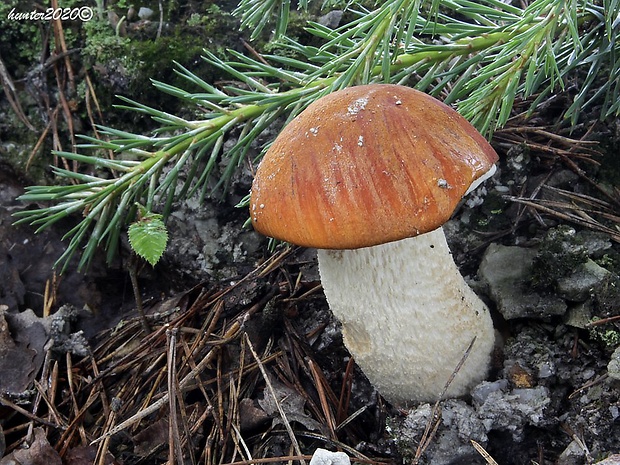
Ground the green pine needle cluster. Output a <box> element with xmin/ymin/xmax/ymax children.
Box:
<box><xmin>13</xmin><ymin>0</ymin><xmax>620</xmax><ymax>271</ymax></box>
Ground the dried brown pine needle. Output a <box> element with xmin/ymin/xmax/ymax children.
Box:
<box><xmin>471</xmin><ymin>440</ymin><xmax>499</xmax><ymax>465</ymax></box>
<box><xmin>0</xmin><ymin>246</ymin><xmax>382</xmax><ymax>463</ymax></box>
<box><xmin>1</xmin><ymin>246</ymin><xmax>389</xmax><ymax>462</ymax></box>
<box><xmin>508</xmin><ymin>185</ymin><xmax>620</xmax><ymax>243</ymax></box>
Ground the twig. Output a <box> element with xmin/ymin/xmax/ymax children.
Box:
<box><xmin>167</xmin><ymin>328</ymin><xmax>184</xmax><ymax>465</ymax></box>
<box><xmin>507</xmin><ymin>196</ymin><xmax>620</xmax><ymax>242</ymax></box>
<box><xmin>335</xmin><ymin>406</ymin><xmax>367</xmax><ymax>432</ymax></box>
<box><xmin>337</xmin><ymin>357</ymin><xmax>355</xmax><ymax>426</ymax></box>
<box><xmin>0</xmin><ymin>53</ymin><xmax>35</xmax><ymax>131</ymax></box>
<box><xmin>25</xmin><ymin>111</ymin><xmax>54</xmax><ymax>170</ymax></box>
<box><xmin>296</xmin><ymin>431</ymin><xmax>377</xmax><ymax>463</ymax></box>
<box><xmin>29</xmin><ymin>350</ymin><xmax>53</xmax><ymax>436</ymax></box>
<box><xmin>0</xmin><ymin>394</ymin><xmax>62</xmax><ymax>429</ymax></box>
<box><xmin>51</xmin><ymin>0</ymin><xmax>76</xmax><ymax>92</ymax></box>
<box><xmin>129</xmin><ymin>254</ymin><xmax>151</xmax><ymax>333</ymax></box>
<box><xmin>65</xmin><ymin>353</ymin><xmax>83</xmax><ymax>441</ymax></box>
<box><xmin>471</xmin><ymin>440</ymin><xmax>499</xmax><ymax>465</ymax></box>
<box><xmin>33</xmin><ymin>379</ymin><xmax>66</xmax><ymax>428</ymax></box>
<box><xmin>91</xmin><ymin>300</ymin><xmax>238</xmax><ymax>443</ymax></box>
<box><xmin>414</xmin><ymin>337</ymin><xmax>477</xmax><ymax>463</ymax></box>
<box><xmin>157</xmin><ymin>0</ymin><xmax>163</xmax><ymax>39</ymax></box>
<box><xmin>560</xmin><ymin>423</ymin><xmax>593</xmax><ymax>463</ymax></box>
<box><xmin>587</xmin><ymin>315</ymin><xmax>620</xmax><ymax>327</ymax></box>
<box><xmin>231</xmin><ymin>423</ymin><xmax>254</xmax><ymax>464</ymax></box>
<box><xmin>241</xmin><ymin>38</ymin><xmax>271</xmax><ymax>66</ymax></box>
<box><xmin>568</xmin><ymin>374</ymin><xmax>608</xmax><ymax>400</ymax></box>
<box><xmin>308</xmin><ymin>358</ymin><xmax>337</xmax><ymax>439</ymax></box>
<box><xmin>56</xmin><ymin>382</ymin><xmax>101</xmax><ymax>456</ymax></box>
<box><xmin>244</xmin><ymin>332</ymin><xmax>306</xmax><ymax>465</ymax></box>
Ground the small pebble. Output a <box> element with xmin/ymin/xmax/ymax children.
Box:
<box><xmin>309</xmin><ymin>448</ymin><xmax>350</xmax><ymax>465</ymax></box>
<box><xmin>138</xmin><ymin>7</ymin><xmax>154</xmax><ymax>20</ymax></box>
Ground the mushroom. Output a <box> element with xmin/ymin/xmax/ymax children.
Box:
<box><xmin>250</xmin><ymin>84</ymin><xmax>498</xmax><ymax>404</ymax></box>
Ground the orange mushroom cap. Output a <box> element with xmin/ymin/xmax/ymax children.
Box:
<box><xmin>250</xmin><ymin>84</ymin><xmax>498</xmax><ymax>249</ymax></box>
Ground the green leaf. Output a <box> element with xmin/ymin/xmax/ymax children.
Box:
<box><xmin>128</xmin><ymin>211</ymin><xmax>169</xmax><ymax>267</ymax></box>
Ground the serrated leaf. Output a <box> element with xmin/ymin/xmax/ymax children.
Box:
<box><xmin>128</xmin><ymin>215</ymin><xmax>168</xmax><ymax>267</ymax></box>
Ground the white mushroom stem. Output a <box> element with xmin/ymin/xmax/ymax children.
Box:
<box><xmin>317</xmin><ymin>227</ymin><xmax>495</xmax><ymax>405</ymax></box>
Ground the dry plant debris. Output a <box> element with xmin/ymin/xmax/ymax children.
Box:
<box><xmin>0</xmin><ymin>247</ymin><xmax>390</xmax><ymax>465</ymax></box>
<box><xmin>491</xmin><ymin>107</ymin><xmax>620</xmax><ymax>243</ymax></box>
<box><xmin>3</xmin><ymin>3</ymin><xmax>108</xmax><ymax>174</ymax></box>
<box><xmin>509</xmin><ymin>185</ymin><xmax>620</xmax><ymax>243</ymax></box>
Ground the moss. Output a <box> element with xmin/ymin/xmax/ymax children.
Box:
<box><xmin>79</xmin><ymin>2</ymin><xmax>241</xmax><ymax>124</ymax></box>
<box><xmin>594</xmin><ymin>275</ymin><xmax>620</xmax><ymax>316</ymax></box>
<box><xmin>530</xmin><ymin>226</ymin><xmax>589</xmax><ymax>290</ymax></box>
<box><xmin>82</xmin><ymin>19</ymin><xmax>132</xmax><ymax>68</ymax></box>
<box><xmin>0</xmin><ymin>0</ymin><xmax>244</xmax><ymax>184</ymax></box>
<box><xmin>596</xmin><ymin>117</ymin><xmax>620</xmax><ymax>191</ymax></box>
<box><xmin>0</xmin><ymin>0</ymin><xmax>89</xmax><ymax>78</ymax></box>
<box><xmin>189</xmin><ymin>4</ymin><xmax>231</xmax><ymax>31</ymax></box>
<box><xmin>0</xmin><ymin>1</ymin><xmax>43</xmax><ymax>75</ymax></box>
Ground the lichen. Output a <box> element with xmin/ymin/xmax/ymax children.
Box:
<box><xmin>588</xmin><ymin>318</ymin><xmax>620</xmax><ymax>349</ymax></box>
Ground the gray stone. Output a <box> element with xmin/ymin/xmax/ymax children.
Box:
<box><xmin>138</xmin><ymin>7</ymin><xmax>154</xmax><ymax>20</ymax></box>
<box><xmin>479</xmin><ymin>243</ymin><xmax>566</xmax><ymax>319</ymax></box>
<box><xmin>475</xmin><ymin>385</ymin><xmax>551</xmax><ymax>441</ymax></box>
<box><xmin>471</xmin><ymin>379</ymin><xmax>509</xmax><ymax>405</ymax></box>
<box><xmin>564</xmin><ymin>301</ymin><xmax>593</xmax><ymax>329</ymax></box>
<box><xmin>580</xmin><ymin>230</ymin><xmax>613</xmax><ymax>256</ymax></box>
<box><xmin>607</xmin><ymin>347</ymin><xmax>620</xmax><ymax>380</ymax></box>
<box><xmin>318</xmin><ymin>10</ymin><xmax>344</xmax><ymax>28</ymax></box>
<box><xmin>556</xmin><ymin>439</ymin><xmax>586</xmax><ymax>465</ymax></box>
<box><xmin>394</xmin><ymin>400</ymin><xmax>488</xmax><ymax>465</ymax></box>
<box><xmin>557</xmin><ymin>259</ymin><xmax>611</xmax><ymax>301</ymax></box>
<box><xmin>594</xmin><ymin>455</ymin><xmax>620</xmax><ymax>465</ymax></box>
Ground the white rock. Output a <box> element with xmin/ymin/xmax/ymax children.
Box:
<box><xmin>607</xmin><ymin>347</ymin><xmax>620</xmax><ymax>380</ymax></box>
<box><xmin>309</xmin><ymin>448</ymin><xmax>350</xmax><ymax>465</ymax></box>
<box><xmin>138</xmin><ymin>7</ymin><xmax>154</xmax><ymax>20</ymax></box>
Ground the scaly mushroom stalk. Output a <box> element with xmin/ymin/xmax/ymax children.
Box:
<box><xmin>317</xmin><ymin>228</ymin><xmax>494</xmax><ymax>404</ymax></box>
